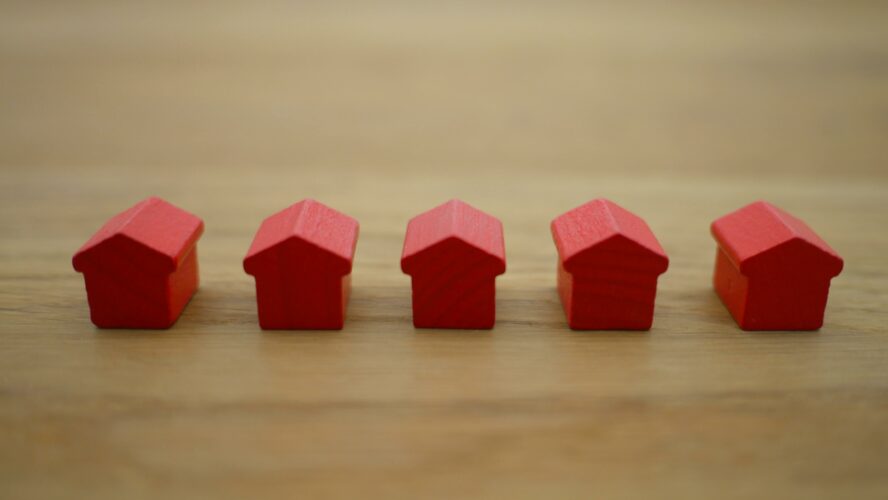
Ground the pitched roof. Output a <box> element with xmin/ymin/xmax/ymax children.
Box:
<box><xmin>243</xmin><ymin>199</ymin><xmax>359</xmax><ymax>275</ymax></box>
<box><xmin>72</xmin><ymin>197</ymin><xmax>204</xmax><ymax>273</ymax></box>
<box><xmin>400</xmin><ymin>199</ymin><xmax>506</xmax><ymax>275</ymax></box>
<box><xmin>711</xmin><ymin>201</ymin><xmax>843</xmax><ymax>276</ymax></box>
<box><xmin>551</xmin><ymin>199</ymin><xmax>668</xmax><ymax>272</ymax></box>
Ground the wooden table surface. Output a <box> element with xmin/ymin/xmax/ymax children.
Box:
<box><xmin>2</xmin><ymin>1</ymin><xmax>888</xmax><ymax>498</ymax></box>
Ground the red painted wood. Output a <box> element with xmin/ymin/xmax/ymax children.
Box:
<box><xmin>401</xmin><ymin>200</ymin><xmax>506</xmax><ymax>329</ymax></box>
<box><xmin>551</xmin><ymin>199</ymin><xmax>669</xmax><ymax>330</ymax></box>
<box><xmin>72</xmin><ymin>197</ymin><xmax>204</xmax><ymax>329</ymax></box>
<box><xmin>711</xmin><ymin>201</ymin><xmax>843</xmax><ymax>330</ymax></box>
<box><xmin>243</xmin><ymin>199</ymin><xmax>359</xmax><ymax>330</ymax></box>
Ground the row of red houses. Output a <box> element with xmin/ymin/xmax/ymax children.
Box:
<box><xmin>73</xmin><ymin>198</ymin><xmax>843</xmax><ymax>331</ymax></box>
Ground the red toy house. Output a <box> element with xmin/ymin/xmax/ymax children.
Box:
<box><xmin>400</xmin><ymin>199</ymin><xmax>506</xmax><ymax>329</ymax></box>
<box><xmin>711</xmin><ymin>201</ymin><xmax>843</xmax><ymax>330</ymax></box>
<box><xmin>72</xmin><ymin>197</ymin><xmax>204</xmax><ymax>328</ymax></box>
<box><xmin>550</xmin><ymin>199</ymin><xmax>669</xmax><ymax>330</ymax></box>
<box><xmin>243</xmin><ymin>199</ymin><xmax>359</xmax><ymax>330</ymax></box>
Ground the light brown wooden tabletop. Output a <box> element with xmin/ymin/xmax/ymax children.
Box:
<box><xmin>2</xmin><ymin>1</ymin><xmax>888</xmax><ymax>499</ymax></box>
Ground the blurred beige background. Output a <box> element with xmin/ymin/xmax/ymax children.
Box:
<box><xmin>2</xmin><ymin>0</ymin><xmax>887</xmax><ymax>176</ymax></box>
<box><xmin>1</xmin><ymin>1</ymin><xmax>887</xmax><ymax>499</ymax></box>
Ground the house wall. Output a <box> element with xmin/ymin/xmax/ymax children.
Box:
<box><xmin>410</xmin><ymin>275</ymin><xmax>496</xmax><ymax>329</ymax></box>
<box><xmin>254</xmin><ymin>271</ymin><xmax>346</xmax><ymax>329</ymax></box>
<box><xmin>744</xmin><ymin>273</ymin><xmax>832</xmax><ymax>330</ymax></box>
<box><xmin>556</xmin><ymin>258</ymin><xmax>573</xmax><ymax>323</ymax></box>
<box><xmin>167</xmin><ymin>246</ymin><xmax>200</xmax><ymax>324</ymax></box>
<box><xmin>82</xmin><ymin>267</ymin><xmax>172</xmax><ymax>328</ymax></box>
<box><xmin>713</xmin><ymin>247</ymin><xmax>749</xmax><ymax>328</ymax></box>
<box><xmin>714</xmin><ymin>246</ymin><xmax>833</xmax><ymax>330</ymax></box>
<box><xmin>565</xmin><ymin>264</ymin><xmax>661</xmax><ymax>330</ymax></box>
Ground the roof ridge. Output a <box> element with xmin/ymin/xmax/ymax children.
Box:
<box><xmin>448</xmin><ymin>199</ymin><xmax>461</xmax><ymax>236</ymax></box>
<box><xmin>600</xmin><ymin>199</ymin><xmax>621</xmax><ymax>235</ymax></box>
<box><xmin>553</xmin><ymin>199</ymin><xmax>667</xmax><ymax>272</ymax></box>
<box><xmin>73</xmin><ymin>197</ymin><xmax>201</xmax><ymax>273</ymax></box>
<box><xmin>244</xmin><ymin>200</ymin><xmax>358</xmax><ymax>276</ymax></box>
<box><xmin>292</xmin><ymin>199</ymin><xmax>313</xmax><ymax>237</ymax></box>
<box><xmin>400</xmin><ymin>199</ymin><xmax>505</xmax><ymax>275</ymax></box>
<box><xmin>712</xmin><ymin>201</ymin><xmax>842</xmax><ymax>276</ymax></box>
<box><xmin>74</xmin><ymin>197</ymin><xmax>158</xmax><ymax>255</ymax></box>
<box><xmin>116</xmin><ymin>197</ymin><xmax>158</xmax><ymax>232</ymax></box>
<box><xmin>760</xmin><ymin>201</ymin><xmax>800</xmax><ymax>240</ymax></box>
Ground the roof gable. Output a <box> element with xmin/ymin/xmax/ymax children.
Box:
<box><xmin>72</xmin><ymin>197</ymin><xmax>204</xmax><ymax>273</ymax></box>
<box><xmin>711</xmin><ymin>201</ymin><xmax>843</xmax><ymax>276</ymax></box>
<box><xmin>551</xmin><ymin>199</ymin><xmax>668</xmax><ymax>273</ymax></box>
<box><xmin>400</xmin><ymin>200</ymin><xmax>506</xmax><ymax>276</ymax></box>
<box><xmin>243</xmin><ymin>199</ymin><xmax>359</xmax><ymax>276</ymax></box>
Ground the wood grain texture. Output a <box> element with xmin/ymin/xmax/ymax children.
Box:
<box><xmin>2</xmin><ymin>1</ymin><xmax>888</xmax><ymax>499</ymax></box>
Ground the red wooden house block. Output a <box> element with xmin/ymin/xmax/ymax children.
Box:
<box><xmin>243</xmin><ymin>199</ymin><xmax>359</xmax><ymax>330</ymax></box>
<box><xmin>551</xmin><ymin>199</ymin><xmax>669</xmax><ymax>330</ymax></box>
<box><xmin>400</xmin><ymin>200</ymin><xmax>506</xmax><ymax>329</ymax></box>
<box><xmin>72</xmin><ymin>197</ymin><xmax>204</xmax><ymax>329</ymax></box>
<box><xmin>711</xmin><ymin>201</ymin><xmax>843</xmax><ymax>330</ymax></box>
